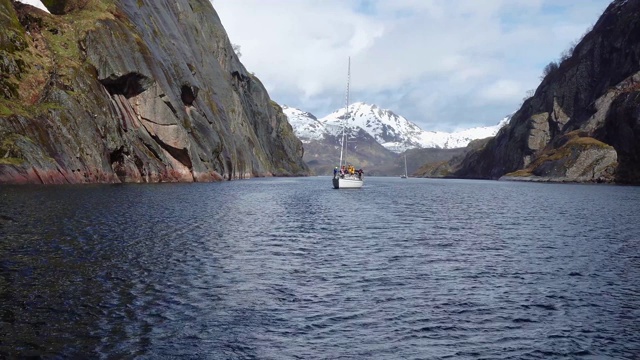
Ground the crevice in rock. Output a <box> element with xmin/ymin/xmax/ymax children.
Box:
<box><xmin>32</xmin><ymin>167</ymin><xmax>44</xmax><ymax>184</ymax></box>
<box><xmin>142</xmin><ymin>141</ymin><xmax>162</xmax><ymax>161</ymax></box>
<box><xmin>231</xmin><ymin>71</ymin><xmax>250</xmax><ymax>83</ymax></box>
<box><xmin>223</xmin><ymin>150</ymin><xmax>232</xmax><ymax>180</ymax></box>
<box><xmin>186</xmin><ymin>63</ymin><xmax>196</xmax><ymax>75</ymax></box>
<box><xmin>139</xmin><ymin>116</ymin><xmax>178</xmax><ymax>127</ymax></box>
<box><xmin>134</xmin><ymin>156</ymin><xmax>145</xmax><ymax>181</ymax></box>
<box><xmin>150</xmin><ymin>135</ymin><xmax>192</xmax><ymax>170</ymax></box>
<box><xmin>231</xmin><ymin>70</ymin><xmax>251</xmax><ymax>92</ymax></box>
<box><xmin>109</xmin><ymin>146</ymin><xmax>129</xmax><ymax>182</ymax></box>
<box><xmin>159</xmin><ymin>93</ymin><xmax>178</xmax><ymax>115</ymax></box>
<box><xmin>181</xmin><ymin>84</ymin><xmax>199</xmax><ymax>106</ymax></box>
<box><xmin>109</xmin><ymin>145</ymin><xmax>128</xmax><ymax>164</ymax></box>
<box><xmin>100</xmin><ymin>72</ymin><xmax>154</xmax><ymax>99</ymax></box>
<box><xmin>57</xmin><ymin>167</ymin><xmax>69</xmax><ymax>183</ymax></box>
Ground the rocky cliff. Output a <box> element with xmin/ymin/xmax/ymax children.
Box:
<box><xmin>451</xmin><ymin>0</ymin><xmax>640</xmax><ymax>184</ymax></box>
<box><xmin>0</xmin><ymin>0</ymin><xmax>308</xmax><ymax>184</ymax></box>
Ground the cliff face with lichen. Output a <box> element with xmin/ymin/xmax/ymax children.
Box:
<box><xmin>0</xmin><ymin>0</ymin><xmax>308</xmax><ymax>184</ymax></box>
<box><xmin>448</xmin><ymin>0</ymin><xmax>640</xmax><ymax>184</ymax></box>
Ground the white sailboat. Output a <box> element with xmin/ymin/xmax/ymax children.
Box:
<box><xmin>333</xmin><ymin>58</ymin><xmax>363</xmax><ymax>189</ymax></box>
<box><xmin>401</xmin><ymin>154</ymin><xmax>408</xmax><ymax>178</ymax></box>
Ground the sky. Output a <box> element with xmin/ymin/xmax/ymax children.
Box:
<box><xmin>213</xmin><ymin>0</ymin><xmax>613</xmax><ymax>132</ymax></box>
<box><xmin>17</xmin><ymin>0</ymin><xmax>612</xmax><ymax>132</ymax></box>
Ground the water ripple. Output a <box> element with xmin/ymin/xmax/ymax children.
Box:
<box><xmin>1</xmin><ymin>178</ymin><xmax>640</xmax><ymax>358</ymax></box>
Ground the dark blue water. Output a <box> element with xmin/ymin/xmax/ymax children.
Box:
<box><xmin>1</xmin><ymin>177</ymin><xmax>639</xmax><ymax>359</ymax></box>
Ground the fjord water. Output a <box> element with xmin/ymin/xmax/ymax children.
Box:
<box><xmin>1</xmin><ymin>177</ymin><xmax>639</xmax><ymax>359</ymax></box>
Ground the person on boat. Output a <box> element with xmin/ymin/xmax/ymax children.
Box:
<box><xmin>334</xmin><ymin>167</ymin><xmax>338</xmax><ymax>178</ymax></box>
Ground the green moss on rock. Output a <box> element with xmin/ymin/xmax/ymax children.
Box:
<box><xmin>0</xmin><ymin>157</ymin><xmax>24</xmax><ymax>165</ymax></box>
<box><xmin>0</xmin><ymin>133</ymin><xmax>26</xmax><ymax>162</ymax></box>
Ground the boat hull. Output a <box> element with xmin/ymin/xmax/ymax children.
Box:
<box><xmin>333</xmin><ymin>176</ymin><xmax>363</xmax><ymax>189</ymax></box>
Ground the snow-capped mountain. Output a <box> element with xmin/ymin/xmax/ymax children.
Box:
<box><xmin>281</xmin><ymin>105</ymin><xmax>327</xmax><ymax>141</ymax></box>
<box><xmin>283</xmin><ymin>102</ymin><xmax>509</xmax><ymax>153</ymax></box>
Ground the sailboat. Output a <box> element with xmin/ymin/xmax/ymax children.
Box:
<box><xmin>333</xmin><ymin>58</ymin><xmax>363</xmax><ymax>189</ymax></box>
<box><xmin>401</xmin><ymin>154</ymin><xmax>408</xmax><ymax>178</ymax></box>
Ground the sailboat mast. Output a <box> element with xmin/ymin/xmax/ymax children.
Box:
<box><xmin>404</xmin><ymin>154</ymin><xmax>408</xmax><ymax>177</ymax></box>
<box><xmin>339</xmin><ymin>57</ymin><xmax>350</xmax><ymax>168</ymax></box>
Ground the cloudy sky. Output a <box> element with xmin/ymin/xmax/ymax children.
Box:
<box><xmin>214</xmin><ymin>0</ymin><xmax>612</xmax><ymax>131</ymax></box>
<box><xmin>17</xmin><ymin>0</ymin><xmax>612</xmax><ymax>131</ymax></box>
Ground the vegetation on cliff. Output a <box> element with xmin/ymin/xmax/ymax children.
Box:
<box><xmin>502</xmin><ymin>131</ymin><xmax>617</xmax><ymax>182</ymax></box>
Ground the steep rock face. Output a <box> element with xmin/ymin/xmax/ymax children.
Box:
<box><xmin>453</xmin><ymin>0</ymin><xmax>640</xmax><ymax>183</ymax></box>
<box><xmin>500</xmin><ymin>132</ymin><xmax>617</xmax><ymax>183</ymax></box>
<box><xmin>0</xmin><ymin>0</ymin><xmax>308</xmax><ymax>184</ymax></box>
<box><xmin>595</xmin><ymin>91</ymin><xmax>640</xmax><ymax>181</ymax></box>
<box><xmin>415</xmin><ymin>138</ymin><xmax>490</xmax><ymax>178</ymax></box>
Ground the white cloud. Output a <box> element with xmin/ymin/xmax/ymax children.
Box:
<box><xmin>480</xmin><ymin>79</ymin><xmax>523</xmax><ymax>102</ymax></box>
<box><xmin>214</xmin><ymin>0</ymin><xmax>610</xmax><ymax>131</ymax></box>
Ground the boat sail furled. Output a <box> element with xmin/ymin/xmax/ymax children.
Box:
<box><xmin>333</xmin><ymin>58</ymin><xmax>363</xmax><ymax>189</ymax></box>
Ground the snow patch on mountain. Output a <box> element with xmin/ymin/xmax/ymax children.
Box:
<box><xmin>282</xmin><ymin>105</ymin><xmax>326</xmax><ymax>141</ymax></box>
<box><xmin>284</xmin><ymin>102</ymin><xmax>510</xmax><ymax>152</ymax></box>
<box><xmin>16</xmin><ymin>0</ymin><xmax>50</xmax><ymax>13</ymax></box>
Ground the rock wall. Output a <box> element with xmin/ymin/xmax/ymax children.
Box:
<box><xmin>453</xmin><ymin>0</ymin><xmax>640</xmax><ymax>184</ymax></box>
<box><xmin>0</xmin><ymin>0</ymin><xmax>308</xmax><ymax>184</ymax></box>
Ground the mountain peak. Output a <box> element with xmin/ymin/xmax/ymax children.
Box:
<box><xmin>282</xmin><ymin>106</ymin><xmax>324</xmax><ymax>142</ymax></box>
<box><xmin>285</xmin><ymin>103</ymin><xmax>508</xmax><ymax>151</ymax></box>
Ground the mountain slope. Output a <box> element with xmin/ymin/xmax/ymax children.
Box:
<box><xmin>281</xmin><ymin>105</ymin><xmax>326</xmax><ymax>141</ymax></box>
